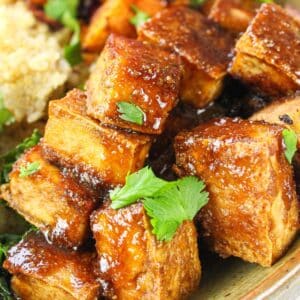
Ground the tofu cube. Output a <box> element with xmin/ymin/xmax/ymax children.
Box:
<box><xmin>43</xmin><ymin>89</ymin><xmax>151</xmax><ymax>187</ymax></box>
<box><xmin>3</xmin><ymin>233</ymin><xmax>100</xmax><ymax>300</ymax></box>
<box><xmin>82</xmin><ymin>0</ymin><xmax>189</xmax><ymax>52</ymax></box>
<box><xmin>230</xmin><ymin>4</ymin><xmax>300</xmax><ymax>96</ymax></box>
<box><xmin>86</xmin><ymin>34</ymin><xmax>181</xmax><ymax>134</ymax></box>
<box><xmin>138</xmin><ymin>6</ymin><xmax>234</xmax><ymax>108</ymax></box>
<box><xmin>6</xmin><ymin>145</ymin><xmax>96</xmax><ymax>249</ymax></box>
<box><xmin>91</xmin><ymin>202</ymin><xmax>201</xmax><ymax>299</ymax></box>
<box><xmin>174</xmin><ymin>118</ymin><xmax>299</xmax><ymax>266</ymax></box>
<box><xmin>207</xmin><ymin>0</ymin><xmax>260</xmax><ymax>33</ymax></box>
<box><xmin>250</xmin><ymin>95</ymin><xmax>300</xmax><ymax>146</ymax></box>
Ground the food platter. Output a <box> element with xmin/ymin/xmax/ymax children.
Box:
<box><xmin>0</xmin><ymin>0</ymin><xmax>299</xmax><ymax>299</ymax></box>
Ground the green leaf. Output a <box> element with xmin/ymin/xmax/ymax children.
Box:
<box><xmin>45</xmin><ymin>0</ymin><xmax>78</xmax><ymax>19</ymax></box>
<box><xmin>190</xmin><ymin>0</ymin><xmax>206</xmax><ymax>8</ymax></box>
<box><xmin>143</xmin><ymin>177</ymin><xmax>209</xmax><ymax>241</ymax></box>
<box><xmin>282</xmin><ymin>129</ymin><xmax>297</xmax><ymax>164</ymax></box>
<box><xmin>130</xmin><ymin>5</ymin><xmax>150</xmax><ymax>28</ymax></box>
<box><xmin>0</xmin><ymin>276</ymin><xmax>13</xmax><ymax>300</ymax></box>
<box><xmin>45</xmin><ymin>0</ymin><xmax>82</xmax><ymax>65</ymax></box>
<box><xmin>256</xmin><ymin>0</ymin><xmax>274</xmax><ymax>3</ymax></box>
<box><xmin>117</xmin><ymin>101</ymin><xmax>144</xmax><ymax>125</ymax></box>
<box><xmin>0</xmin><ymin>94</ymin><xmax>14</xmax><ymax>132</ymax></box>
<box><xmin>111</xmin><ymin>166</ymin><xmax>209</xmax><ymax>241</ymax></box>
<box><xmin>0</xmin><ymin>129</ymin><xmax>42</xmax><ymax>184</ymax></box>
<box><xmin>110</xmin><ymin>166</ymin><xmax>168</xmax><ymax>209</ymax></box>
<box><xmin>19</xmin><ymin>162</ymin><xmax>41</xmax><ymax>178</ymax></box>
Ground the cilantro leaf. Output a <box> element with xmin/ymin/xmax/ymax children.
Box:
<box><xmin>110</xmin><ymin>166</ymin><xmax>168</xmax><ymax>209</ymax></box>
<box><xmin>0</xmin><ymin>94</ymin><xmax>14</xmax><ymax>132</ymax></box>
<box><xmin>0</xmin><ymin>130</ymin><xmax>41</xmax><ymax>184</ymax></box>
<box><xmin>130</xmin><ymin>5</ymin><xmax>150</xmax><ymax>28</ymax></box>
<box><xmin>117</xmin><ymin>101</ymin><xmax>145</xmax><ymax>125</ymax></box>
<box><xmin>45</xmin><ymin>0</ymin><xmax>82</xmax><ymax>65</ymax></box>
<box><xmin>282</xmin><ymin>129</ymin><xmax>297</xmax><ymax>164</ymax></box>
<box><xmin>19</xmin><ymin>162</ymin><xmax>41</xmax><ymax>178</ymax></box>
<box><xmin>110</xmin><ymin>167</ymin><xmax>209</xmax><ymax>241</ymax></box>
<box><xmin>190</xmin><ymin>0</ymin><xmax>206</xmax><ymax>8</ymax></box>
<box><xmin>143</xmin><ymin>177</ymin><xmax>208</xmax><ymax>241</ymax></box>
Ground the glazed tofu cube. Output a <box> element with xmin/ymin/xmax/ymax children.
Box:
<box><xmin>86</xmin><ymin>34</ymin><xmax>181</xmax><ymax>134</ymax></box>
<box><xmin>91</xmin><ymin>202</ymin><xmax>201</xmax><ymax>299</ymax></box>
<box><xmin>5</xmin><ymin>145</ymin><xmax>96</xmax><ymax>249</ymax></box>
<box><xmin>207</xmin><ymin>0</ymin><xmax>259</xmax><ymax>33</ymax></box>
<box><xmin>250</xmin><ymin>95</ymin><xmax>300</xmax><ymax>145</ymax></box>
<box><xmin>82</xmin><ymin>0</ymin><xmax>189</xmax><ymax>52</ymax></box>
<box><xmin>174</xmin><ymin>118</ymin><xmax>299</xmax><ymax>267</ymax></box>
<box><xmin>138</xmin><ymin>7</ymin><xmax>234</xmax><ymax>108</ymax></box>
<box><xmin>43</xmin><ymin>89</ymin><xmax>151</xmax><ymax>187</ymax></box>
<box><xmin>230</xmin><ymin>4</ymin><xmax>300</xmax><ymax>96</ymax></box>
<box><xmin>3</xmin><ymin>233</ymin><xmax>100</xmax><ymax>300</ymax></box>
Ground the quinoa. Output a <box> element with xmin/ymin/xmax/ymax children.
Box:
<box><xmin>0</xmin><ymin>1</ymin><xmax>71</xmax><ymax>123</ymax></box>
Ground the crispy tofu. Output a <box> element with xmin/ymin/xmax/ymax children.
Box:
<box><xmin>138</xmin><ymin>7</ymin><xmax>234</xmax><ymax>108</ymax></box>
<box><xmin>207</xmin><ymin>0</ymin><xmax>259</xmax><ymax>33</ymax></box>
<box><xmin>174</xmin><ymin>118</ymin><xmax>299</xmax><ymax>266</ymax></box>
<box><xmin>230</xmin><ymin>4</ymin><xmax>300</xmax><ymax>96</ymax></box>
<box><xmin>82</xmin><ymin>0</ymin><xmax>190</xmax><ymax>52</ymax></box>
<box><xmin>91</xmin><ymin>202</ymin><xmax>201</xmax><ymax>299</ymax></box>
<box><xmin>86</xmin><ymin>35</ymin><xmax>181</xmax><ymax>134</ymax></box>
<box><xmin>6</xmin><ymin>145</ymin><xmax>96</xmax><ymax>249</ymax></box>
<box><xmin>250</xmin><ymin>95</ymin><xmax>300</xmax><ymax>146</ymax></box>
<box><xmin>3</xmin><ymin>233</ymin><xmax>100</xmax><ymax>300</ymax></box>
<box><xmin>43</xmin><ymin>89</ymin><xmax>151</xmax><ymax>187</ymax></box>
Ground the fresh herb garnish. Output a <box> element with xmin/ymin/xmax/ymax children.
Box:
<box><xmin>19</xmin><ymin>162</ymin><xmax>41</xmax><ymax>178</ymax></box>
<box><xmin>190</xmin><ymin>0</ymin><xmax>206</xmax><ymax>8</ymax></box>
<box><xmin>0</xmin><ymin>130</ymin><xmax>41</xmax><ymax>184</ymax></box>
<box><xmin>282</xmin><ymin>129</ymin><xmax>297</xmax><ymax>164</ymax></box>
<box><xmin>45</xmin><ymin>0</ymin><xmax>82</xmax><ymax>66</ymax></box>
<box><xmin>117</xmin><ymin>101</ymin><xmax>144</xmax><ymax>125</ymax></box>
<box><xmin>0</xmin><ymin>94</ymin><xmax>14</xmax><ymax>132</ymax></box>
<box><xmin>110</xmin><ymin>166</ymin><xmax>209</xmax><ymax>241</ymax></box>
<box><xmin>130</xmin><ymin>5</ymin><xmax>150</xmax><ymax>28</ymax></box>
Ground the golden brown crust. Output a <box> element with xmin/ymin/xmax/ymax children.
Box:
<box><xmin>250</xmin><ymin>95</ymin><xmax>300</xmax><ymax>146</ymax></box>
<box><xmin>91</xmin><ymin>202</ymin><xmax>201</xmax><ymax>299</ymax></box>
<box><xmin>230</xmin><ymin>4</ymin><xmax>300</xmax><ymax>96</ymax></box>
<box><xmin>86</xmin><ymin>34</ymin><xmax>181</xmax><ymax>134</ymax></box>
<box><xmin>174</xmin><ymin>118</ymin><xmax>299</xmax><ymax>266</ymax></box>
<box><xmin>138</xmin><ymin>6</ymin><xmax>234</xmax><ymax>107</ymax></box>
<box><xmin>7</xmin><ymin>145</ymin><xmax>96</xmax><ymax>248</ymax></box>
<box><xmin>4</xmin><ymin>233</ymin><xmax>100</xmax><ymax>300</ymax></box>
<box><xmin>43</xmin><ymin>89</ymin><xmax>152</xmax><ymax>187</ymax></box>
<box><xmin>139</xmin><ymin>7</ymin><xmax>233</xmax><ymax>79</ymax></box>
<box><xmin>208</xmin><ymin>0</ymin><xmax>259</xmax><ymax>33</ymax></box>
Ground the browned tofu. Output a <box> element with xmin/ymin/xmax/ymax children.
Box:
<box><xmin>207</xmin><ymin>0</ymin><xmax>259</xmax><ymax>33</ymax></box>
<box><xmin>138</xmin><ymin>7</ymin><xmax>234</xmax><ymax>108</ymax></box>
<box><xmin>91</xmin><ymin>202</ymin><xmax>201</xmax><ymax>299</ymax></box>
<box><xmin>250</xmin><ymin>95</ymin><xmax>300</xmax><ymax>145</ymax></box>
<box><xmin>174</xmin><ymin>118</ymin><xmax>299</xmax><ymax>267</ymax></box>
<box><xmin>230</xmin><ymin>4</ymin><xmax>300</xmax><ymax>97</ymax></box>
<box><xmin>43</xmin><ymin>89</ymin><xmax>151</xmax><ymax>187</ymax></box>
<box><xmin>5</xmin><ymin>145</ymin><xmax>96</xmax><ymax>249</ymax></box>
<box><xmin>3</xmin><ymin>233</ymin><xmax>100</xmax><ymax>300</ymax></box>
<box><xmin>82</xmin><ymin>0</ymin><xmax>189</xmax><ymax>53</ymax></box>
<box><xmin>86</xmin><ymin>34</ymin><xmax>181</xmax><ymax>134</ymax></box>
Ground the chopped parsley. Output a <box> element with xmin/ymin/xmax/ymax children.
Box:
<box><xmin>130</xmin><ymin>5</ymin><xmax>150</xmax><ymax>28</ymax></box>
<box><xmin>282</xmin><ymin>129</ymin><xmax>297</xmax><ymax>164</ymax></box>
<box><xmin>19</xmin><ymin>162</ymin><xmax>41</xmax><ymax>178</ymax></box>
<box><xmin>110</xmin><ymin>166</ymin><xmax>209</xmax><ymax>241</ymax></box>
<box><xmin>190</xmin><ymin>0</ymin><xmax>206</xmax><ymax>8</ymax></box>
<box><xmin>0</xmin><ymin>94</ymin><xmax>14</xmax><ymax>132</ymax></box>
<box><xmin>117</xmin><ymin>101</ymin><xmax>144</xmax><ymax>125</ymax></box>
<box><xmin>45</xmin><ymin>0</ymin><xmax>82</xmax><ymax>66</ymax></box>
<box><xmin>0</xmin><ymin>130</ymin><xmax>41</xmax><ymax>184</ymax></box>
